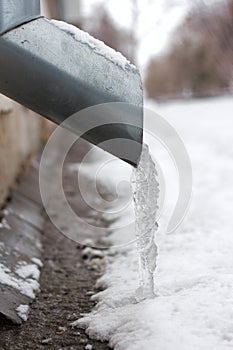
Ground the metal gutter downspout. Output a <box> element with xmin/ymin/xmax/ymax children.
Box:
<box><xmin>0</xmin><ymin>0</ymin><xmax>143</xmax><ymax>167</ymax></box>
<box><xmin>0</xmin><ymin>0</ymin><xmax>41</xmax><ymax>35</ymax></box>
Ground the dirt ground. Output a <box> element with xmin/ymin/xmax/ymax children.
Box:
<box><xmin>0</xmin><ymin>140</ymin><xmax>110</xmax><ymax>350</ymax></box>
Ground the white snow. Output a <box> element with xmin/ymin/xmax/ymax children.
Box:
<box><xmin>0</xmin><ymin>262</ymin><xmax>40</xmax><ymax>299</ymax></box>
<box><xmin>74</xmin><ymin>96</ymin><xmax>233</xmax><ymax>350</ymax></box>
<box><xmin>31</xmin><ymin>257</ymin><xmax>43</xmax><ymax>268</ymax></box>
<box><xmin>0</xmin><ymin>218</ymin><xmax>11</xmax><ymax>230</ymax></box>
<box><xmin>15</xmin><ymin>262</ymin><xmax>40</xmax><ymax>280</ymax></box>
<box><xmin>51</xmin><ymin>20</ymin><xmax>134</xmax><ymax>70</ymax></box>
<box><xmin>16</xmin><ymin>304</ymin><xmax>29</xmax><ymax>321</ymax></box>
<box><xmin>85</xmin><ymin>345</ymin><xmax>93</xmax><ymax>350</ymax></box>
<box><xmin>82</xmin><ymin>247</ymin><xmax>105</xmax><ymax>260</ymax></box>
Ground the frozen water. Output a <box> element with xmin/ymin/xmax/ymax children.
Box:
<box><xmin>131</xmin><ymin>144</ymin><xmax>159</xmax><ymax>300</ymax></box>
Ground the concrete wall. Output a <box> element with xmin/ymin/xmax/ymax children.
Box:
<box><xmin>0</xmin><ymin>95</ymin><xmax>42</xmax><ymax>207</ymax></box>
<box><xmin>0</xmin><ymin>2</ymin><xmax>55</xmax><ymax>208</ymax></box>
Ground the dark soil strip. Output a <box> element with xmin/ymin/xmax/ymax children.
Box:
<box><xmin>0</xmin><ymin>139</ymin><xmax>110</xmax><ymax>350</ymax></box>
<box><xmin>0</xmin><ymin>219</ymin><xmax>109</xmax><ymax>350</ymax></box>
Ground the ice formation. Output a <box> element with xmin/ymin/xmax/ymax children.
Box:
<box><xmin>131</xmin><ymin>144</ymin><xmax>159</xmax><ymax>299</ymax></box>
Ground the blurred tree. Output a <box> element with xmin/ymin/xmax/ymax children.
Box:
<box><xmin>145</xmin><ymin>0</ymin><xmax>233</xmax><ymax>100</ymax></box>
<box><xmin>85</xmin><ymin>6</ymin><xmax>135</xmax><ymax>63</ymax></box>
<box><xmin>129</xmin><ymin>0</ymin><xmax>140</xmax><ymax>64</ymax></box>
<box><xmin>85</xmin><ymin>0</ymin><xmax>168</xmax><ymax>65</ymax></box>
<box><xmin>43</xmin><ymin>0</ymin><xmax>82</xmax><ymax>28</ymax></box>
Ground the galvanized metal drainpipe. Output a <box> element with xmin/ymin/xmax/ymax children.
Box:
<box><xmin>0</xmin><ymin>0</ymin><xmax>41</xmax><ymax>35</ymax></box>
<box><xmin>0</xmin><ymin>0</ymin><xmax>143</xmax><ymax>167</ymax></box>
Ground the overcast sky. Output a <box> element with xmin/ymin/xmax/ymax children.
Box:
<box><xmin>82</xmin><ymin>0</ymin><xmax>190</xmax><ymax>72</ymax></box>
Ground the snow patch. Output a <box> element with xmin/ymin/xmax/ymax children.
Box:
<box><xmin>0</xmin><ymin>218</ymin><xmax>11</xmax><ymax>230</ymax></box>
<box><xmin>85</xmin><ymin>345</ymin><xmax>93</xmax><ymax>350</ymax></box>
<box><xmin>74</xmin><ymin>97</ymin><xmax>233</xmax><ymax>350</ymax></box>
<box><xmin>31</xmin><ymin>257</ymin><xmax>43</xmax><ymax>268</ymax></box>
<box><xmin>15</xmin><ymin>262</ymin><xmax>40</xmax><ymax>280</ymax></box>
<box><xmin>0</xmin><ymin>263</ymin><xmax>40</xmax><ymax>299</ymax></box>
<box><xmin>82</xmin><ymin>247</ymin><xmax>105</xmax><ymax>260</ymax></box>
<box><xmin>16</xmin><ymin>304</ymin><xmax>29</xmax><ymax>321</ymax></box>
<box><xmin>51</xmin><ymin>20</ymin><xmax>134</xmax><ymax>70</ymax></box>
<box><xmin>3</xmin><ymin>209</ymin><xmax>10</xmax><ymax>216</ymax></box>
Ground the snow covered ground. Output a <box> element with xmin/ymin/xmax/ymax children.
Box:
<box><xmin>75</xmin><ymin>96</ymin><xmax>233</xmax><ymax>350</ymax></box>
